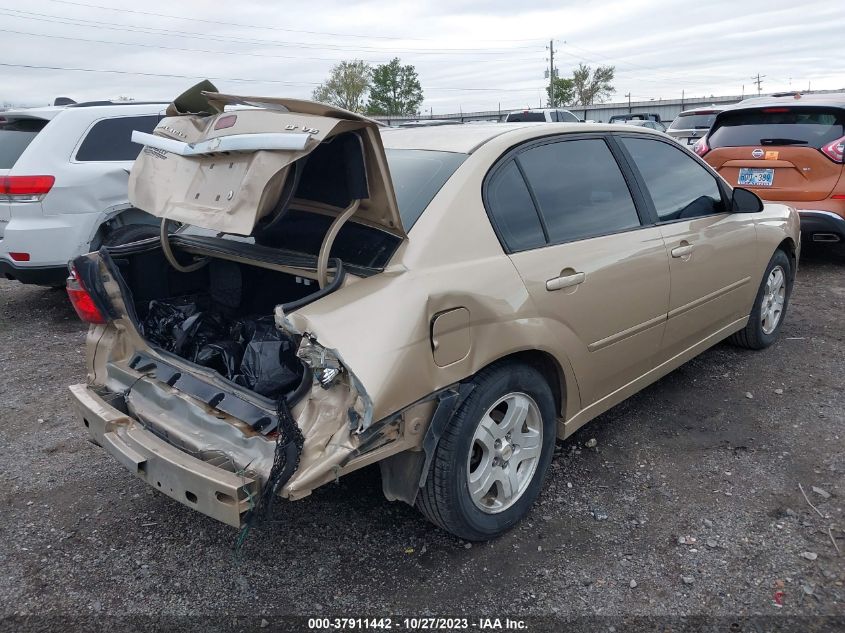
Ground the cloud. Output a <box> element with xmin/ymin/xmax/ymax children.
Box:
<box><xmin>1</xmin><ymin>0</ymin><xmax>842</xmax><ymax>111</ymax></box>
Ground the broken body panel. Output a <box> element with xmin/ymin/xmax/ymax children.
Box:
<box><xmin>69</xmin><ymin>92</ymin><xmax>800</xmax><ymax>529</ymax></box>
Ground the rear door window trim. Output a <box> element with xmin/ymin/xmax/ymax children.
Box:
<box><xmin>482</xmin><ymin>132</ymin><xmax>654</xmax><ymax>254</ymax></box>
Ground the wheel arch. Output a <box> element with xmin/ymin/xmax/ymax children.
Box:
<box><xmin>776</xmin><ymin>237</ymin><xmax>798</xmax><ymax>279</ymax></box>
<box><xmin>475</xmin><ymin>348</ymin><xmax>572</xmax><ymax>422</ymax></box>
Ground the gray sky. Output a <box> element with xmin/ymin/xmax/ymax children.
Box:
<box><xmin>1</xmin><ymin>0</ymin><xmax>843</xmax><ymax>112</ymax></box>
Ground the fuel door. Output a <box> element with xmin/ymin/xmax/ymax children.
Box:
<box><xmin>430</xmin><ymin>308</ymin><xmax>471</xmax><ymax>367</ymax></box>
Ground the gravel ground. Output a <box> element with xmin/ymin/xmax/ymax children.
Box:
<box><xmin>0</xmin><ymin>247</ymin><xmax>843</xmax><ymax>630</ymax></box>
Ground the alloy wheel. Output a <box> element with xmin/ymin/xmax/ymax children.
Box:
<box><xmin>466</xmin><ymin>392</ymin><xmax>543</xmax><ymax>514</ymax></box>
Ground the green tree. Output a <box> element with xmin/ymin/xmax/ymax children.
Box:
<box><xmin>547</xmin><ymin>76</ymin><xmax>575</xmax><ymax>107</ymax></box>
<box><xmin>571</xmin><ymin>63</ymin><xmax>615</xmax><ymax>106</ymax></box>
<box><xmin>366</xmin><ymin>58</ymin><xmax>424</xmax><ymax>116</ymax></box>
<box><xmin>312</xmin><ymin>60</ymin><xmax>372</xmax><ymax>112</ymax></box>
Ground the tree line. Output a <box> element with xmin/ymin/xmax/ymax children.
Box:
<box><xmin>310</xmin><ymin>57</ymin><xmax>616</xmax><ymax>115</ymax></box>
<box><xmin>313</xmin><ymin>58</ymin><xmax>424</xmax><ymax>116</ymax></box>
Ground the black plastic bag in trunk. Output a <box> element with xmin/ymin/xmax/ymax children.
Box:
<box><xmin>141</xmin><ymin>298</ymin><xmax>303</xmax><ymax>400</ymax></box>
<box><xmin>233</xmin><ymin>318</ymin><xmax>301</xmax><ymax>398</ymax></box>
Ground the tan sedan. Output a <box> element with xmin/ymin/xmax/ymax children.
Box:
<box><xmin>67</xmin><ymin>89</ymin><xmax>800</xmax><ymax>540</ymax></box>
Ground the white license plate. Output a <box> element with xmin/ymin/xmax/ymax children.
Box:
<box><xmin>738</xmin><ymin>168</ymin><xmax>774</xmax><ymax>187</ymax></box>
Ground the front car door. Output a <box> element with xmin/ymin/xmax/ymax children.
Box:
<box><xmin>484</xmin><ymin>135</ymin><xmax>671</xmax><ymax>408</ymax></box>
<box><xmin>614</xmin><ymin>135</ymin><xmax>758</xmax><ymax>359</ymax></box>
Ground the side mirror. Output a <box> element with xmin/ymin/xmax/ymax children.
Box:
<box><xmin>731</xmin><ymin>187</ymin><xmax>764</xmax><ymax>213</ymax></box>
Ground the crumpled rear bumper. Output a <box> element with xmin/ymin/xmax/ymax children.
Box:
<box><xmin>69</xmin><ymin>383</ymin><xmax>257</xmax><ymax>527</ymax></box>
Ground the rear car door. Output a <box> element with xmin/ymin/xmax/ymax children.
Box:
<box><xmin>485</xmin><ymin>135</ymin><xmax>670</xmax><ymax>406</ymax></box>
<box><xmin>616</xmin><ymin>135</ymin><xmax>758</xmax><ymax>358</ymax></box>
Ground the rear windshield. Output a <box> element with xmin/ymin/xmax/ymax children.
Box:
<box><xmin>385</xmin><ymin>149</ymin><xmax>467</xmax><ymax>229</ymax></box>
<box><xmin>669</xmin><ymin>113</ymin><xmax>718</xmax><ymax>131</ymax></box>
<box><xmin>0</xmin><ymin>118</ymin><xmax>48</xmax><ymax>169</ymax></box>
<box><xmin>709</xmin><ymin>107</ymin><xmax>845</xmax><ymax>149</ymax></box>
<box><xmin>506</xmin><ymin>112</ymin><xmax>546</xmax><ymax>122</ymax></box>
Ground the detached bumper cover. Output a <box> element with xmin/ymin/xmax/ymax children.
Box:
<box><xmin>69</xmin><ymin>383</ymin><xmax>257</xmax><ymax>527</ymax></box>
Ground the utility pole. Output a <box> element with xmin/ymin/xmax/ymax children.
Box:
<box><xmin>548</xmin><ymin>39</ymin><xmax>555</xmax><ymax>107</ymax></box>
<box><xmin>681</xmin><ymin>89</ymin><xmax>685</xmax><ymax>110</ymax></box>
<box><xmin>625</xmin><ymin>92</ymin><xmax>632</xmax><ymax>113</ymax></box>
<box><xmin>752</xmin><ymin>74</ymin><xmax>766</xmax><ymax>96</ymax></box>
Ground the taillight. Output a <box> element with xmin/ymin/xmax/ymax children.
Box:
<box><xmin>693</xmin><ymin>137</ymin><xmax>710</xmax><ymax>157</ymax></box>
<box><xmin>214</xmin><ymin>114</ymin><xmax>237</xmax><ymax>130</ymax></box>
<box><xmin>820</xmin><ymin>135</ymin><xmax>845</xmax><ymax>163</ymax></box>
<box><xmin>0</xmin><ymin>175</ymin><xmax>55</xmax><ymax>202</ymax></box>
<box><xmin>66</xmin><ymin>266</ymin><xmax>107</xmax><ymax>324</ymax></box>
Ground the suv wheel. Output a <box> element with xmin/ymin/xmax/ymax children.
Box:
<box><xmin>416</xmin><ymin>362</ymin><xmax>556</xmax><ymax>540</ymax></box>
<box><xmin>101</xmin><ymin>223</ymin><xmax>161</xmax><ymax>248</ymax></box>
<box><xmin>730</xmin><ymin>249</ymin><xmax>793</xmax><ymax>349</ymax></box>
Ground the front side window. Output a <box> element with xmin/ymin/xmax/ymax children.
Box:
<box><xmin>76</xmin><ymin>115</ymin><xmax>161</xmax><ymax>161</ymax></box>
<box><xmin>620</xmin><ymin>136</ymin><xmax>725</xmax><ymax>222</ymax></box>
<box><xmin>485</xmin><ymin>160</ymin><xmax>546</xmax><ymax>252</ymax></box>
<box><xmin>517</xmin><ymin>138</ymin><xmax>641</xmax><ymax>244</ymax></box>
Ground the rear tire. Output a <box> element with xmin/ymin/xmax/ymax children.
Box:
<box><xmin>101</xmin><ymin>223</ymin><xmax>161</xmax><ymax>247</ymax></box>
<box><xmin>729</xmin><ymin>249</ymin><xmax>792</xmax><ymax>350</ymax></box>
<box><xmin>416</xmin><ymin>362</ymin><xmax>556</xmax><ymax>541</ymax></box>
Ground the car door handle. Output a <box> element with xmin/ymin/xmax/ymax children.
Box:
<box><xmin>670</xmin><ymin>243</ymin><xmax>693</xmax><ymax>258</ymax></box>
<box><xmin>546</xmin><ymin>271</ymin><xmax>585</xmax><ymax>291</ymax></box>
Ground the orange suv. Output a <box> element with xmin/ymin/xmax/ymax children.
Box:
<box><xmin>695</xmin><ymin>93</ymin><xmax>845</xmax><ymax>246</ymax></box>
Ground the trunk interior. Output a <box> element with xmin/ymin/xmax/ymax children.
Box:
<box><xmin>109</xmin><ymin>243</ymin><xmax>315</xmax><ymax>401</ymax></box>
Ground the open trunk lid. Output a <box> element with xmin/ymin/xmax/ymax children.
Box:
<box><xmin>128</xmin><ymin>89</ymin><xmax>405</xmax><ymax>238</ymax></box>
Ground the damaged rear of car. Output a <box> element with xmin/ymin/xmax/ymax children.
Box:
<box><xmin>68</xmin><ymin>87</ymin><xmax>428</xmax><ymax>528</ymax></box>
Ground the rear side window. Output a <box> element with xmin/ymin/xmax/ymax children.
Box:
<box><xmin>0</xmin><ymin>118</ymin><xmax>48</xmax><ymax>169</ymax></box>
<box><xmin>76</xmin><ymin>115</ymin><xmax>161</xmax><ymax>161</ymax></box>
<box><xmin>709</xmin><ymin>107</ymin><xmax>845</xmax><ymax>149</ymax></box>
<box><xmin>506</xmin><ymin>112</ymin><xmax>546</xmax><ymax>122</ymax></box>
<box><xmin>556</xmin><ymin>110</ymin><xmax>580</xmax><ymax>123</ymax></box>
<box><xmin>620</xmin><ymin>137</ymin><xmax>725</xmax><ymax>222</ymax></box>
<box><xmin>668</xmin><ymin>113</ymin><xmax>718</xmax><ymax>131</ymax></box>
<box><xmin>485</xmin><ymin>161</ymin><xmax>546</xmax><ymax>251</ymax></box>
<box><xmin>518</xmin><ymin>138</ymin><xmax>640</xmax><ymax>244</ymax></box>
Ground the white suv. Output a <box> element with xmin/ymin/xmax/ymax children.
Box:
<box><xmin>0</xmin><ymin>101</ymin><xmax>168</xmax><ymax>285</ymax></box>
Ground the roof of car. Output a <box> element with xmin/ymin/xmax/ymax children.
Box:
<box><xmin>381</xmin><ymin>122</ymin><xmax>649</xmax><ymax>153</ymax></box>
<box><xmin>677</xmin><ymin>107</ymin><xmax>726</xmax><ymax>115</ymax></box>
<box><xmin>729</xmin><ymin>93</ymin><xmax>845</xmax><ymax>110</ymax></box>
<box><xmin>2</xmin><ymin>101</ymin><xmax>168</xmax><ymax>120</ymax></box>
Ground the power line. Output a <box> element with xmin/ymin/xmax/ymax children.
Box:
<box><xmin>0</xmin><ymin>61</ymin><xmax>544</xmax><ymax>92</ymax></box>
<box><xmin>0</xmin><ymin>27</ymin><xmax>545</xmax><ymax>65</ymax></box>
<box><xmin>42</xmin><ymin>0</ymin><xmax>546</xmax><ymax>43</ymax></box>
<box><xmin>0</xmin><ymin>8</ymin><xmax>542</xmax><ymax>55</ymax></box>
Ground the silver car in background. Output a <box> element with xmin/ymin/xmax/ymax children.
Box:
<box><xmin>667</xmin><ymin>107</ymin><xmax>724</xmax><ymax>146</ymax></box>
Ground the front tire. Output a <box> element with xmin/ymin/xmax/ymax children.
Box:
<box><xmin>730</xmin><ymin>249</ymin><xmax>792</xmax><ymax>349</ymax></box>
<box><xmin>416</xmin><ymin>362</ymin><xmax>556</xmax><ymax>541</ymax></box>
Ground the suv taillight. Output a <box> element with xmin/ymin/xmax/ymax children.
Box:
<box><xmin>66</xmin><ymin>266</ymin><xmax>107</xmax><ymax>324</ymax></box>
<box><xmin>820</xmin><ymin>135</ymin><xmax>845</xmax><ymax>163</ymax></box>
<box><xmin>693</xmin><ymin>137</ymin><xmax>710</xmax><ymax>157</ymax></box>
<box><xmin>0</xmin><ymin>175</ymin><xmax>55</xmax><ymax>202</ymax></box>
